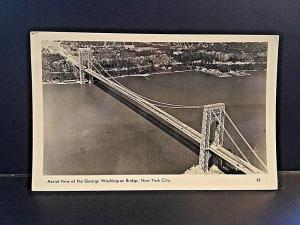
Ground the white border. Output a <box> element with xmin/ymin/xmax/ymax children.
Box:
<box><xmin>31</xmin><ymin>32</ymin><xmax>279</xmax><ymax>191</ymax></box>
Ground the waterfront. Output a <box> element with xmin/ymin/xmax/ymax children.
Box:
<box><xmin>43</xmin><ymin>71</ymin><xmax>266</xmax><ymax>175</ymax></box>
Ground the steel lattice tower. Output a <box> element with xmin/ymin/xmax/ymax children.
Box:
<box><xmin>199</xmin><ymin>103</ymin><xmax>225</xmax><ymax>172</ymax></box>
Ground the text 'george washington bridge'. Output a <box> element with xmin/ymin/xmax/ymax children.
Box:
<box><xmin>49</xmin><ymin>44</ymin><xmax>267</xmax><ymax>174</ymax></box>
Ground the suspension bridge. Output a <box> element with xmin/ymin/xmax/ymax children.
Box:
<box><xmin>48</xmin><ymin>44</ymin><xmax>267</xmax><ymax>174</ymax></box>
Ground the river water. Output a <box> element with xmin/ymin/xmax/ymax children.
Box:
<box><xmin>43</xmin><ymin>71</ymin><xmax>266</xmax><ymax>175</ymax></box>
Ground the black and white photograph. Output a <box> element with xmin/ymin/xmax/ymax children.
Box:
<box><xmin>31</xmin><ymin>32</ymin><xmax>278</xmax><ymax>190</ymax></box>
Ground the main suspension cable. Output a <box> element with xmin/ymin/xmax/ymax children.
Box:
<box><xmin>87</xmin><ymin>58</ymin><xmax>197</xmax><ymax>109</ymax></box>
<box><xmin>225</xmin><ymin>112</ymin><xmax>267</xmax><ymax>170</ymax></box>
<box><xmin>87</xmin><ymin>53</ymin><xmax>204</xmax><ymax>109</ymax></box>
<box><xmin>211</xmin><ymin>111</ymin><xmax>250</xmax><ymax>163</ymax></box>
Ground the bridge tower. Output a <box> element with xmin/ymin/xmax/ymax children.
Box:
<box><xmin>78</xmin><ymin>48</ymin><xmax>92</xmax><ymax>84</ymax></box>
<box><xmin>199</xmin><ymin>103</ymin><xmax>225</xmax><ymax>172</ymax></box>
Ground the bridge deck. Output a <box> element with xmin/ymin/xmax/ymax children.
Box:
<box><xmin>57</xmin><ymin>45</ymin><xmax>204</xmax><ymax>143</ymax></box>
<box><xmin>210</xmin><ymin>144</ymin><xmax>263</xmax><ymax>174</ymax></box>
<box><xmin>52</xmin><ymin>45</ymin><xmax>263</xmax><ymax>174</ymax></box>
<box><xmin>86</xmin><ymin>68</ymin><xmax>204</xmax><ymax>143</ymax></box>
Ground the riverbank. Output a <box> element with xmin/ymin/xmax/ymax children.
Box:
<box><xmin>42</xmin><ymin>69</ymin><xmax>263</xmax><ymax>84</ymax></box>
<box><xmin>43</xmin><ymin>80</ymin><xmax>81</xmax><ymax>85</ymax></box>
<box><xmin>110</xmin><ymin>68</ymin><xmax>260</xmax><ymax>80</ymax></box>
<box><xmin>112</xmin><ymin>69</ymin><xmax>194</xmax><ymax>79</ymax></box>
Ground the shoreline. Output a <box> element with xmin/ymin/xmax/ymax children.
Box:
<box><xmin>42</xmin><ymin>69</ymin><xmax>263</xmax><ymax>84</ymax></box>
<box><xmin>113</xmin><ymin>69</ymin><xmax>194</xmax><ymax>79</ymax></box>
<box><xmin>43</xmin><ymin>80</ymin><xmax>81</xmax><ymax>85</ymax></box>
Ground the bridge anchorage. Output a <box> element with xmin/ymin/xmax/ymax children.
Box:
<box><xmin>55</xmin><ymin>45</ymin><xmax>267</xmax><ymax>174</ymax></box>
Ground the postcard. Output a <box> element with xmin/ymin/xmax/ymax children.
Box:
<box><xmin>31</xmin><ymin>32</ymin><xmax>278</xmax><ymax>190</ymax></box>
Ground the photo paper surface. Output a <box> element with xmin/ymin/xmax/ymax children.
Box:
<box><xmin>31</xmin><ymin>32</ymin><xmax>278</xmax><ymax>190</ymax></box>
